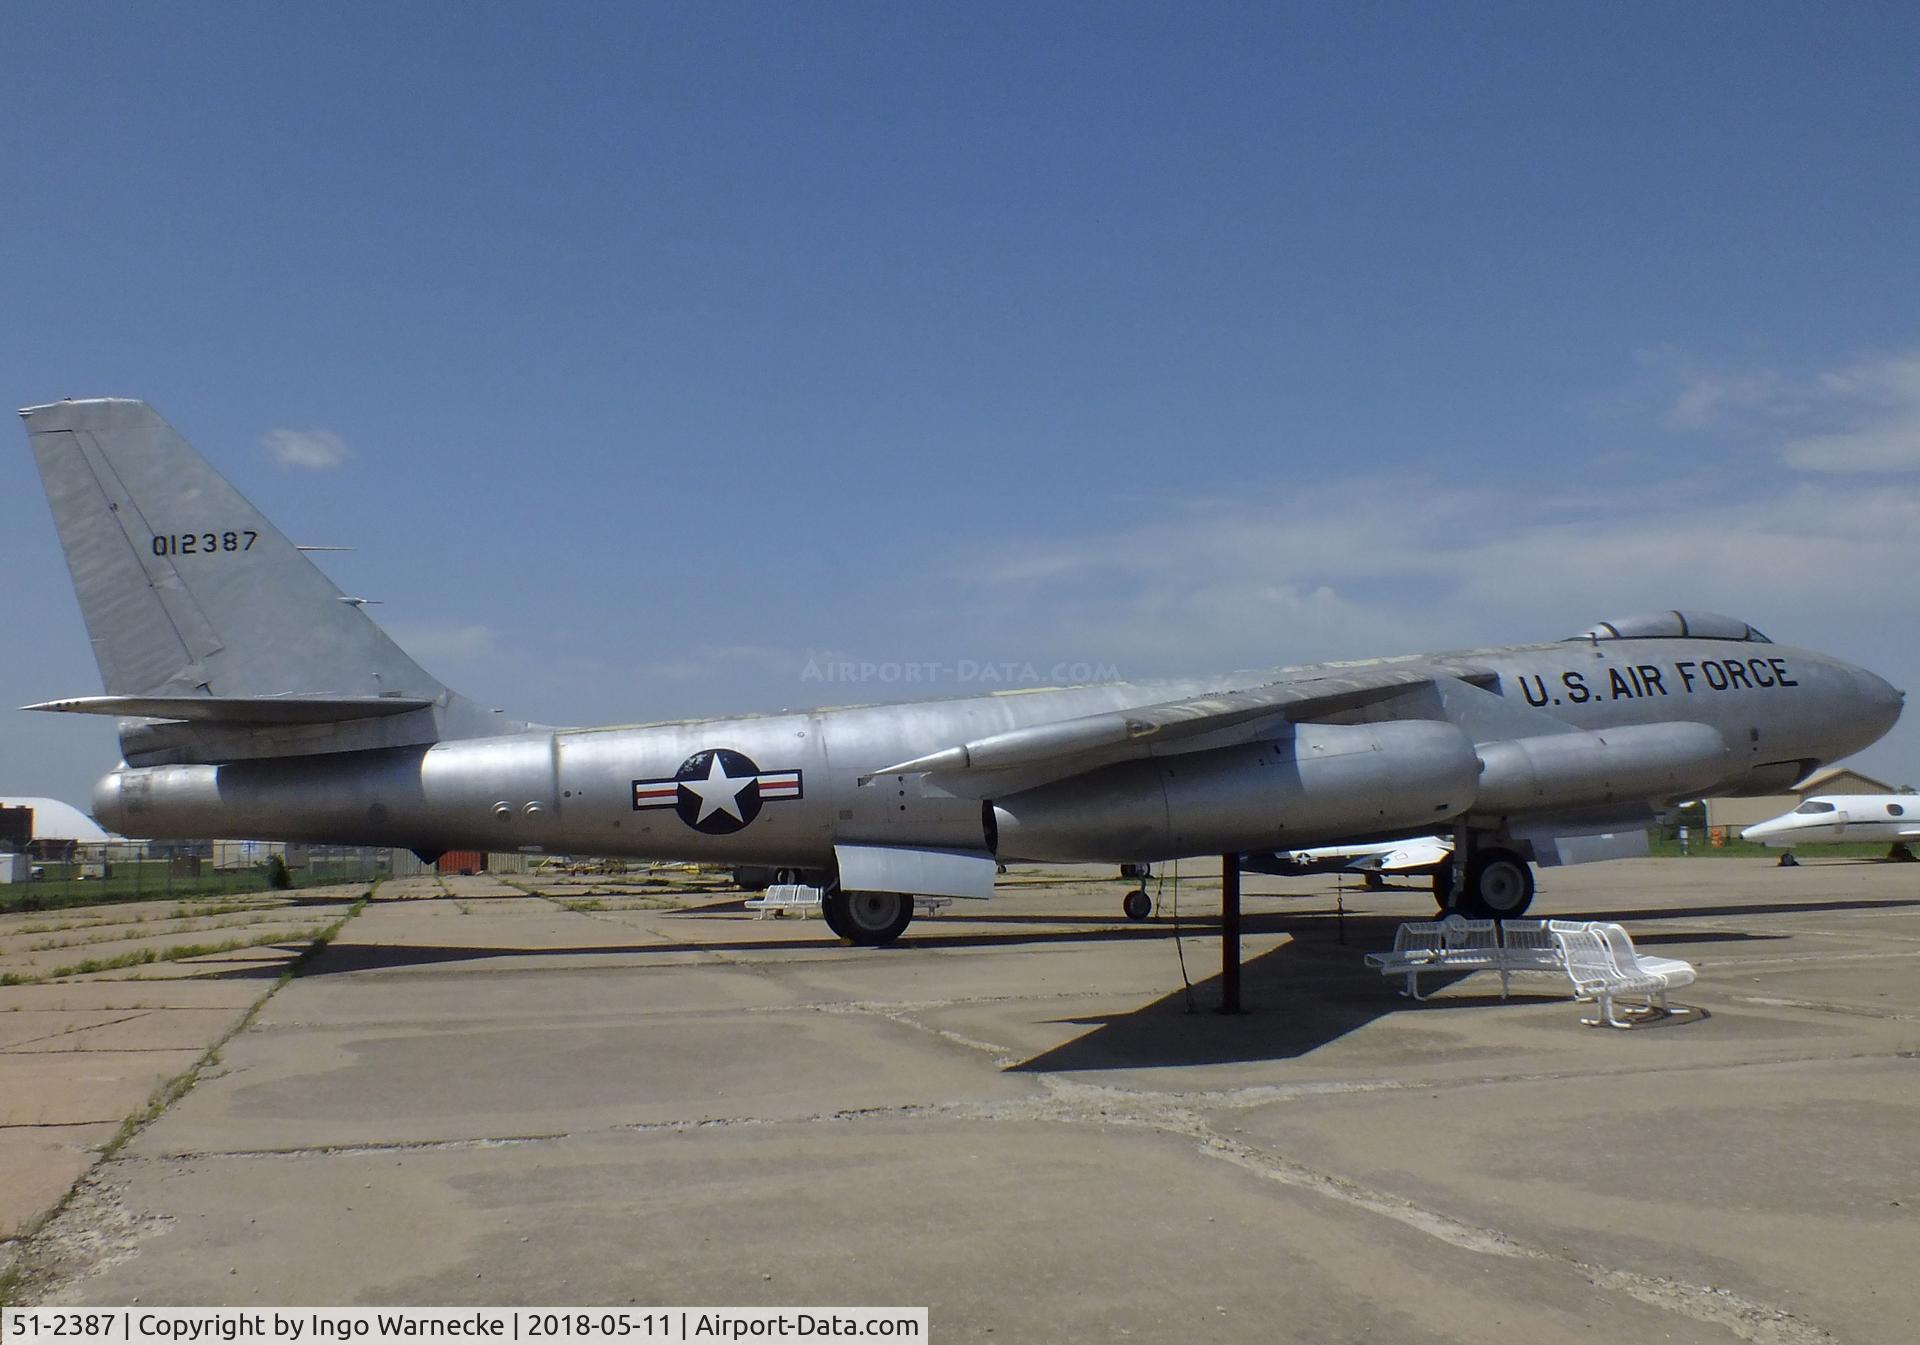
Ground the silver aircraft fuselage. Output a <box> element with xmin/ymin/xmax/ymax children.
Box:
<box><xmin>95</xmin><ymin>637</ymin><xmax>1901</xmax><ymax>869</ymax></box>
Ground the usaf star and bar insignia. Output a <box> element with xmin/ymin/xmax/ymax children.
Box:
<box><xmin>631</xmin><ymin>748</ymin><xmax>804</xmax><ymax>835</ymax></box>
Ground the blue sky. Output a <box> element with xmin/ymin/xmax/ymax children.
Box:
<box><xmin>4</xmin><ymin>2</ymin><xmax>1918</xmax><ymax>809</ymax></box>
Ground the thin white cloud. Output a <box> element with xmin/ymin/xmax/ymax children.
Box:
<box><xmin>1663</xmin><ymin>368</ymin><xmax>1791</xmax><ymax>432</ymax></box>
<box><xmin>1782</xmin><ymin>352</ymin><xmax>1920</xmax><ymax>472</ymax></box>
<box><xmin>1656</xmin><ymin>349</ymin><xmax>1920</xmax><ymax>473</ymax></box>
<box><xmin>1782</xmin><ymin>422</ymin><xmax>1920</xmax><ymax>472</ymax></box>
<box><xmin>957</xmin><ymin>476</ymin><xmax>1920</xmax><ymax>676</ymax></box>
<box><xmin>261</xmin><ymin>427</ymin><xmax>352</xmax><ymax>471</ymax></box>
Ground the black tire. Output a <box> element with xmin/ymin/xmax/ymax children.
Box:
<box><xmin>823</xmin><ymin>889</ymin><xmax>914</xmax><ymax>946</ymax></box>
<box><xmin>1457</xmin><ymin>848</ymin><xmax>1534</xmax><ymax>918</ymax></box>
<box><xmin>820</xmin><ymin>890</ymin><xmax>855</xmax><ymax>939</ymax></box>
<box><xmin>1432</xmin><ymin>864</ymin><xmax>1456</xmax><ymax>913</ymax></box>
<box><xmin>1122</xmin><ymin>888</ymin><xmax>1152</xmax><ymax>921</ymax></box>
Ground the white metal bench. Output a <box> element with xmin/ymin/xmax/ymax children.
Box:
<box><xmin>1367</xmin><ymin>917</ymin><xmax>1695</xmax><ymax>1025</ymax></box>
<box><xmin>1364</xmin><ymin>914</ymin><xmax>1503</xmax><ymax>1000</ymax></box>
<box><xmin>1485</xmin><ymin>918</ymin><xmax>1568</xmax><ymax>998</ymax></box>
<box><xmin>1552</xmin><ymin>922</ymin><xmax>1695</xmax><ymax>1027</ymax></box>
<box><xmin>743</xmin><ymin>887</ymin><xmax>954</xmax><ymax>919</ymax></box>
<box><xmin>744</xmin><ymin>884</ymin><xmax>823</xmax><ymax>918</ymax></box>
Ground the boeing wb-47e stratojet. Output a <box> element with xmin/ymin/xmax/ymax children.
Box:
<box><xmin>20</xmin><ymin>400</ymin><xmax>1906</xmax><ymax>944</ymax></box>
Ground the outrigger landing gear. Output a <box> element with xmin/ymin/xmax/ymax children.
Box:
<box><xmin>1122</xmin><ymin>888</ymin><xmax>1153</xmax><ymax>921</ymax></box>
<box><xmin>821</xmin><ymin>888</ymin><xmax>914</xmax><ymax>946</ymax></box>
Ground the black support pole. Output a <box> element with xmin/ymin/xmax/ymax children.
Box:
<box><xmin>1219</xmin><ymin>850</ymin><xmax>1242</xmax><ymax>1014</ymax></box>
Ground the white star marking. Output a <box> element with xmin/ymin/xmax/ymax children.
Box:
<box><xmin>682</xmin><ymin>754</ymin><xmax>754</xmax><ymax>824</ymax></box>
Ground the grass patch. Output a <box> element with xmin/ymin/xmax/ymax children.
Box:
<box><xmin>24</xmin><ymin>911</ymin><xmax>292</xmax><ymax>954</ymax></box>
<box><xmin>556</xmin><ymin>898</ymin><xmax>605</xmax><ymax>912</ymax></box>
<box><xmin>0</xmin><ymin>1257</ymin><xmax>24</xmax><ymax>1311</ymax></box>
<box><xmin>3</xmin><ymin>920</ymin><xmax>348</xmax><ymax>986</ymax></box>
<box><xmin>176</xmin><ymin>899</ymin><xmax>276</xmax><ymax>919</ymax></box>
<box><xmin>0</xmin><ymin>865</ymin><xmax>382</xmax><ymax>916</ymax></box>
<box><xmin>1646</xmin><ymin>836</ymin><xmax>1900</xmax><ymax>860</ymax></box>
<box><xmin>52</xmin><ymin>933</ymin><xmax>311</xmax><ymax>979</ymax></box>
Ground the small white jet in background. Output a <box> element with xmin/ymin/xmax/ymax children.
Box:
<box><xmin>1245</xmin><ymin>835</ymin><xmax>1454</xmax><ymax>890</ymax></box>
<box><xmin>1741</xmin><ymin>795</ymin><xmax>1920</xmax><ymax>862</ymax></box>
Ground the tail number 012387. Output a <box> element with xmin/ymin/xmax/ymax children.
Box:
<box><xmin>152</xmin><ymin>530</ymin><xmax>258</xmax><ymax>557</ymax></box>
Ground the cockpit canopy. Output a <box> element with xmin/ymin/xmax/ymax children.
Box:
<box><xmin>1567</xmin><ymin>611</ymin><xmax>1773</xmax><ymax>644</ymax></box>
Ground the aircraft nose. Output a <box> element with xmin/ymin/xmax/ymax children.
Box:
<box><xmin>1855</xmin><ymin>667</ymin><xmax>1905</xmax><ymax>734</ymax></box>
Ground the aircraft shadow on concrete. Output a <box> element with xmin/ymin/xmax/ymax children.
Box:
<box><xmin>198</xmin><ymin>912</ymin><xmax>1302</xmax><ymax>978</ymax></box>
<box><xmin>1004</xmin><ymin>912</ymin><xmax>1553</xmax><ymax>1071</ymax></box>
<box><xmin>189</xmin><ymin>895</ymin><xmax>1920</xmax><ymax>1068</ymax></box>
<box><xmin>197</xmin><ymin>894</ymin><xmax>1920</xmax><ymax>986</ymax></box>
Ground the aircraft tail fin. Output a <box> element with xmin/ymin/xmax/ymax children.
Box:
<box><xmin>21</xmin><ymin>398</ymin><xmax>515</xmax><ymax>761</ymax></box>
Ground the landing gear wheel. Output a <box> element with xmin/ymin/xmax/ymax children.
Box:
<box><xmin>822</xmin><ymin>889</ymin><xmax>914</xmax><ymax>946</ymax></box>
<box><xmin>1432</xmin><ymin>864</ymin><xmax>1457</xmax><ymax>913</ymax></box>
<box><xmin>1458</xmin><ymin>848</ymin><xmax>1534</xmax><ymax>919</ymax></box>
<box><xmin>1122</xmin><ymin>888</ymin><xmax>1152</xmax><ymax>921</ymax></box>
<box><xmin>820</xmin><ymin>890</ymin><xmax>854</xmax><ymax>939</ymax></box>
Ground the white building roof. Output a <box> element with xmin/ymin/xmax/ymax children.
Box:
<box><xmin>0</xmin><ymin>796</ymin><xmax>113</xmax><ymax>842</ymax></box>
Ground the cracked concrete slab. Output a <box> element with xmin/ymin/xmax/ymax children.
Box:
<box><xmin>0</xmin><ymin>1125</ymin><xmax>120</xmax><ymax>1239</ymax></box>
<box><xmin>1</xmin><ymin>1009</ymin><xmax>248</xmax><ymax>1055</ymax></box>
<box><xmin>28</xmin><ymin>1120</ymin><xmax>1785</xmax><ymax>1343</ymax></box>
<box><xmin>5</xmin><ymin>860</ymin><xmax>1917</xmax><ymax>1343</ymax></box>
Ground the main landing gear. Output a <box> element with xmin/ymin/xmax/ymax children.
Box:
<box><xmin>821</xmin><ymin>888</ymin><xmax>914</xmax><ymax>946</ymax></box>
<box><xmin>1435</xmin><ymin>845</ymin><xmax>1536</xmax><ymax>919</ymax></box>
<box><xmin>1119</xmin><ymin>862</ymin><xmax>1153</xmax><ymax>920</ymax></box>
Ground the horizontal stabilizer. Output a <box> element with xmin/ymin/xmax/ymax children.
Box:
<box><xmin>24</xmin><ymin>695</ymin><xmax>435</xmax><ymax>724</ymax></box>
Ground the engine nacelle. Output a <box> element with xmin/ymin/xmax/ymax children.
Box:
<box><xmin>990</xmin><ymin>720</ymin><xmax>1479</xmax><ymax>863</ymax></box>
<box><xmin>1472</xmin><ymin>722</ymin><xmax>1730</xmax><ymax>816</ymax></box>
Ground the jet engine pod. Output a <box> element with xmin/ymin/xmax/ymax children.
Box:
<box><xmin>1472</xmin><ymin>721</ymin><xmax>1731</xmax><ymax>815</ymax></box>
<box><xmin>990</xmin><ymin>720</ymin><xmax>1479</xmax><ymax>863</ymax></box>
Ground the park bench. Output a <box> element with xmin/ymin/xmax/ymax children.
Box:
<box><xmin>744</xmin><ymin>884</ymin><xmax>823</xmax><ymax>918</ymax></box>
<box><xmin>1364</xmin><ymin>914</ymin><xmax>1503</xmax><ymax>1000</ymax></box>
<box><xmin>1554</xmin><ymin>921</ymin><xmax>1696</xmax><ymax>1028</ymax></box>
<box><xmin>744</xmin><ymin>887</ymin><xmax>953</xmax><ymax>919</ymax></box>
<box><xmin>1368</xmin><ymin>916</ymin><xmax>1695</xmax><ymax>1026</ymax></box>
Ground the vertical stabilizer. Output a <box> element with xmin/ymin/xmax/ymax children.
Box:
<box><xmin>22</xmin><ymin>398</ymin><xmax>516</xmax><ymax>760</ymax></box>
